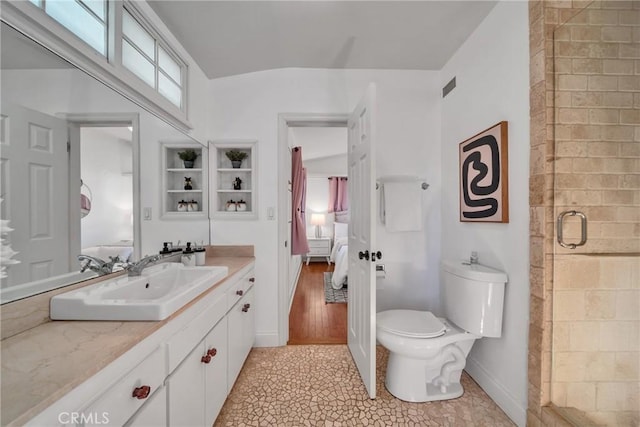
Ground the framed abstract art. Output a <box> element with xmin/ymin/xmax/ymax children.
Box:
<box><xmin>459</xmin><ymin>121</ymin><xmax>509</xmax><ymax>223</ymax></box>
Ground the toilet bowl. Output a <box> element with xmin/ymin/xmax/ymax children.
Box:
<box><xmin>377</xmin><ymin>260</ymin><xmax>508</xmax><ymax>402</ymax></box>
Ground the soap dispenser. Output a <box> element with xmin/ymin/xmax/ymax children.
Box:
<box><xmin>181</xmin><ymin>242</ymin><xmax>195</xmax><ymax>267</ymax></box>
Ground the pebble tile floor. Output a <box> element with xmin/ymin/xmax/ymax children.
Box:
<box><xmin>215</xmin><ymin>345</ymin><xmax>515</xmax><ymax>426</ymax></box>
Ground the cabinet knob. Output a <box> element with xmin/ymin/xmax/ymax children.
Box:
<box><xmin>207</xmin><ymin>348</ymin><xmax>217</xmax><ymax>357</ymax></box>
<box><xmin>242</xmin><ymin>303</ymin><xmax>251</xmax><ymax>312</ymax></box>
<box><xmin>132</xmin><ymin>385</ymin><xmax>151</xmax><ymax>399</ymax></box>
<box><xmin>248</xmin><ymin>277</ymin><xmax>255</xmax><ymax>283</ymax></box>
<box><xmin>201</xmin><ymin>354</ymin><xmax>212</xmax><ymax>364</ymax></box>
<box><xmin>236</xmin><ymin>290</ymin><xmax>244</xmax><ymax>296</ymax></box>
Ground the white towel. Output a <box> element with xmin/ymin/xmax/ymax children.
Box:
<box><xmin>381</xmin><ymin>181</ymin><xmax>422</xmax><ymax>232</ymax></box>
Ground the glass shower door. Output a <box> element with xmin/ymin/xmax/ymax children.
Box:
<box><xmin>552</xmin><ymin>2</ymin><xmax>639</xmax><ymax>426</ymax></box>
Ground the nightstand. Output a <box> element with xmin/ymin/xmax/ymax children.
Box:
<box><xmin>306</xmin><ymin>237</ymin><xmax>332</xmax><ymax>265</ymax></box>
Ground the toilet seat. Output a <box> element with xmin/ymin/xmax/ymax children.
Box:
<box><xmin>377</xmin><ymin>310</ymin><xmax>446</xmax><ymax>338</ymax></box>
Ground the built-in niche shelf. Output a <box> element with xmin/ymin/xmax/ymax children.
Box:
<box><xmin>161</xmin><ymin>143</ymin><xmax>208</xmax><ymax>219</ymax></box>
<box><xmin>209</xmin><ymin>140</ymin><xmax>258</xmax><ymax>220</ymax></box>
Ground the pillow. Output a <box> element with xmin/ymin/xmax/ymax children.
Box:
<box><xmin>335</xmin><ymin>210</ymin><xmax>350</xmax><ymax>224</ymax></box>
<box><xmin>334</xmin><ymin>222</ymin><xmax>349</xmax><ymax>239</ymax></box>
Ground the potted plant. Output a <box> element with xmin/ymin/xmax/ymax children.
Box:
<box><xmin>178</xmin><ymin>149</ymin><xmax>199</xmax><ymax>168</ymax></box>
<box><xmin>225</xmin><ymin>150</ymin><xmax>248</xmax><ymax>168</ymax></box>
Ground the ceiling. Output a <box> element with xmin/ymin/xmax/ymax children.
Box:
<box><xmin>148</xmin><ymin>1</ymin><xmax>497</xmax><ymax>79</ymax></box>
<box><xmin>292</xmin><ymin>127</ymin><xmax>347</xmax><ymax>161</ymax></box>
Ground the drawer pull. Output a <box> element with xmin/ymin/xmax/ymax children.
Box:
<box><xmin>207</xmin><ymin>348</ymin><xmax>217</xmax><ymax>357</ymax></box>
<box><xmin>248</xmin><ymin>277</ymin><xmax>255</xmax><ymax>283</ymax></box>
<box><xmin>132</xmin><ymin>385</ymin><xmax>151</xmax><ymax>400</ymax></box>
<box><xmin>242</xmin><ymin>303</ymin><xmax>251</xmax><ymax>312</ymax></box>
<box><xmin>236</xmin><ymin>290</ymin><xmax>244</xmax><ymax>296</ymax></box>
<box><xmin>201</xmin><ymin>354</ymin><xmax>212</xmax><ymax>364</ymax></box>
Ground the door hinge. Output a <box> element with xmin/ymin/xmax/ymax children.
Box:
<box><xmin>67</xmin><ymin>140</ymin><xmax>71</xmax><ymax>153</ymax></box>
<box><xmin>284</xmin><ymin>241</ymin><xmax>288</xmax><ymax>248</ymax></box>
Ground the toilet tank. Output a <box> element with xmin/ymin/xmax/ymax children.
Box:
<box><xmin>441</xmin><ymin>260</ymin><xmax>508</xmax><ymax>338</ymax></box>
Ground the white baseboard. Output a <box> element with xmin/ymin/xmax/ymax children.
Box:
<box><xmin>288</xmin><ymin>260</ymin><xmax>303</xmax><ymax>313</ymax></box>
<box><xmin>254</xmin><ymin>331</ymin><xmax>281</xmax><ymax>347</ymax></box>
<box><xmin>465</xmin><ymin>357</ymin><xmax>526</xmax><ymax>427</ymax></box>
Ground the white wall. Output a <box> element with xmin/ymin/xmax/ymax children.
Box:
<box><xmin>80</xmin><ymin>128</ymin><xmax>133</xmax><ymax>248</ymax></box>
<box><xmin>439</xmin><ymin>2</ymin><xmax>529</xmax><ymax>425</ymax></box>
<box><xmin>209</xmin><ymin>68</ymin><xmax>442</xmax><ymax>345</ymax></box>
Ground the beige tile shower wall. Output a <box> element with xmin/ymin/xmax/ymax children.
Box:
<box><xmin>551</xmin><ymin>2</ymin><xmax>640</xmax><ymax>426</ymax></box>
<box><xmin>554</xmin><ymin>3</ymin><xmax>640</xmax><ymax>255</ymax></box>
<box><xmin>553</xmin><ymin>256</ymin><xmax>639</xmax><ymax>426</ymax></box>
<box><xmin>528</xmin><ymin>1</ymin><xmax>640</xmax><ymax>426</ymax></box>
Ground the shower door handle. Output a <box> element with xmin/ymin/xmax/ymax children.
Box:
<box><xmin>557</xmin><ymin>210</ymin><xmax>587</xmax><ymax>249</ymax></box>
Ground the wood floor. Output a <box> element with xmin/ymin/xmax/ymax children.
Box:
<box><xmin>288</xmin><ymin>262</ymin><xmax>347</xmax><ymax>345</ymax></box>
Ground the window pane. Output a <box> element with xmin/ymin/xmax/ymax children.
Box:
<box><xmin>123</xmin><ymin>40</ymin><xmax>155</xmax><ymax>88</ymax></box>
<box><xmin>46</xmin><ymin>0</ymin><xmax>105</xmax><ymax>55</ymax></box>
<box><xmin>123</xmin><ymin>9</ymin><xmax>154</xmax><ymax>60</ymax></box>
<box><xmin>159</xmin><ymin>46</ymin><xmax>181</xmax><ymax>86</ymax></box>
<box><xmin>81</xmin><ymin>0</ymin><xmax>105</xmax><ymax>21</ymax></box>
<box><xmin>159</xmin><ymin>72</ymin><xmax>182</xmax><ymax>108</ymax></box>
<box><xmin>30</xmin><ymin>0</ymin><xmax>42</xmax><ymax>7</ymax></box>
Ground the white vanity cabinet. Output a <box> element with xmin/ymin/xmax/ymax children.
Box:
<box><xmin>81</xmin><ymin>346</ymin><xmax>166</xmax><ymax>427</ymax></box>
<box><xmin>228</xmin><ymin>286</ymin><xmax>255</xmax><ymax>390</ymax></box>
<box><xmin>26</xmin><ymin>262</ymin><xmax>256</xmax><ymax>427</ymax></box>
<box><xmin>167</xmin><ymin>317</ymin><xmax>228</xmax><ymax>427</ymax></box>
<box><xmin>125</xmin><ymin>385</ymin><xmax>167</xmax><ymax>427</ymax></box>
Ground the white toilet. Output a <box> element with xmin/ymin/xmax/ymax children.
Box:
<box><xmin>376</xmin><ymin>259</ymin><xmax>508</xmax><ymax>402</ymax></box>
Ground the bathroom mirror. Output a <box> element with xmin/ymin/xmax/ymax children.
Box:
<box><xmin>0</xmin><ymin>22</ymin><xmax>205</xmax><ymax>304</ymax></box>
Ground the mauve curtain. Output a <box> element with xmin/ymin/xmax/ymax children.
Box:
<box><xmin>328</xmin><ymin>177</ymin><xmax>348</xmax><ymax>213</ymax></box>
<box><xmin>291</xmin><ymin>147</ymin><xmax>309</xmax><ymax>255</ymax></box>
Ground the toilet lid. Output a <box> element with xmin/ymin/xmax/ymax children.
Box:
<box><xmin>377</xmin><ymin>310</ymin><xmax>446</xmax><ymax>338</ymax></box>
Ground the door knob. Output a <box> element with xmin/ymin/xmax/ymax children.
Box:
<box><xmin>358</xmin><ymin>250</ymin><xmax>370</xmax><ymax>261</ymax></box>
<box><xmin>371</xmin><ymin>251</ymin><xmax>382</xmax><ymax>262</ymax></box>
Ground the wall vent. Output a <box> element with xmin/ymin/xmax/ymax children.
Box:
<box><xmin>442</xmin><ymin>77</ymin><xmax>456</xmax><ymax>98</ymax></box>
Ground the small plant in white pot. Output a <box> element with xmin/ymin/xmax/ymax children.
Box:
<box><xmin>225</xmin><ymin>150</ymin><xmax>248</xmax><ymax>168</ymax></box>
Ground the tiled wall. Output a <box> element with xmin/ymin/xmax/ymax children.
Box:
<box><xmin>528</xmin><ymin>1</ymin><xmax>639</xmax><ymax>426</ymax></box>
<box><xmin>553</xmin><ymin>256</ymin><xmax>639</xmax><ymax>425</ymax></box>
<box><xmin>552</xmin><ymin>2</ymin><xmax>640</xmax><ymax>421</ymax></box>
<box><xmin>528</xmin><ymin>0</ymin><xmax>640</xmax><ymax>425</ymax></box>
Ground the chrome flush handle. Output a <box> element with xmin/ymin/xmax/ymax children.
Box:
<box><xmin>557</xmin><ymin>210</ymin><xmax>587</xmax><ymax>249</ymax></box>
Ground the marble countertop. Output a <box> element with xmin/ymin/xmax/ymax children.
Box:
<box><xmin>0</xmin><ymin>255</ymin><xmax>254</xmax><ymax>426</ymax></box>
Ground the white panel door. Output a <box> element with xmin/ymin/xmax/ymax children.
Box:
<box><xmin>0</xmin><ymin>103</ymin><xmax>70</xmax><ymax>287</ymax></box>
<box><xmin>347</xmin><ymin>84</ymin><xmax>377</xmax><ymax>399</ymax></box>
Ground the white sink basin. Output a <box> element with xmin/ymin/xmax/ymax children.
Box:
<box><xmin>50</xmin><ymin>263</ymin><xmax>229</xmax><ymax>321</ymax></box>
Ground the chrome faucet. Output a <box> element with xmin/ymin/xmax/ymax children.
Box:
<box><xmin>78</xmin><ymin>255</ymin><xmax>123</xmax><ymax>276</ymax></box>
<box><xmin>125</xmin><ymin>254</ymin><xmax>161</xmax><ymax>277</ymax></box>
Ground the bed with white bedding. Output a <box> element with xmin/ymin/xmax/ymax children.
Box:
<box><xmin>81</xmin><ymin>240</ymin><xmax>134</xmax><ymax>262</ymax></box>
<box><xmin>330</xmin><ymin>222</ymin><xmax>349</xmax><ymax>290</ymax></box>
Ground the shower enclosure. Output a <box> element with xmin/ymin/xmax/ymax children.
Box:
<box><xmin>552</xmin><ymin>1</ymin><xmax>639</xmax><ymax>425</ymax></box>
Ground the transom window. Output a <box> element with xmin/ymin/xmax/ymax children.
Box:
<box><xmin>122</xmin><ymin>7</ymin><xmax>184</xmax><ymax>109</ymax></box>
<box><xmin>29</xmin><ymin>0</ymin><xmax>107</xmax><ymax>55</ymax></box>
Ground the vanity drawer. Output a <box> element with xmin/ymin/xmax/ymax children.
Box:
<box><xmin>227</xmin><ymin>269</ymin><xmax>255</xmax><ymax>310</ymax></box>
<box><xmin>81</xmin><ymin>346</ymin><xmax>165</xmax><ymax>427</ymax></box>
<box><xmin>167</xmin><ymin>293</ymin><xmax>227</xmax><ymax>373</ymax></box>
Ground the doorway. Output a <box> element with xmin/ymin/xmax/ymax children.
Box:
<box><xmin>286</xmin><ymin>126</ymin><xmax>349</xmax><ymax>344</ymax></box>
<box><xmin>66</xmin><ymin>113</ymin><xmax>141</xmax><ymax>263</ymax></box>
<box><xmin>277</xmin><ymin>113</ymin><xmax>349</xmax><ymax>346</ymax></box>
